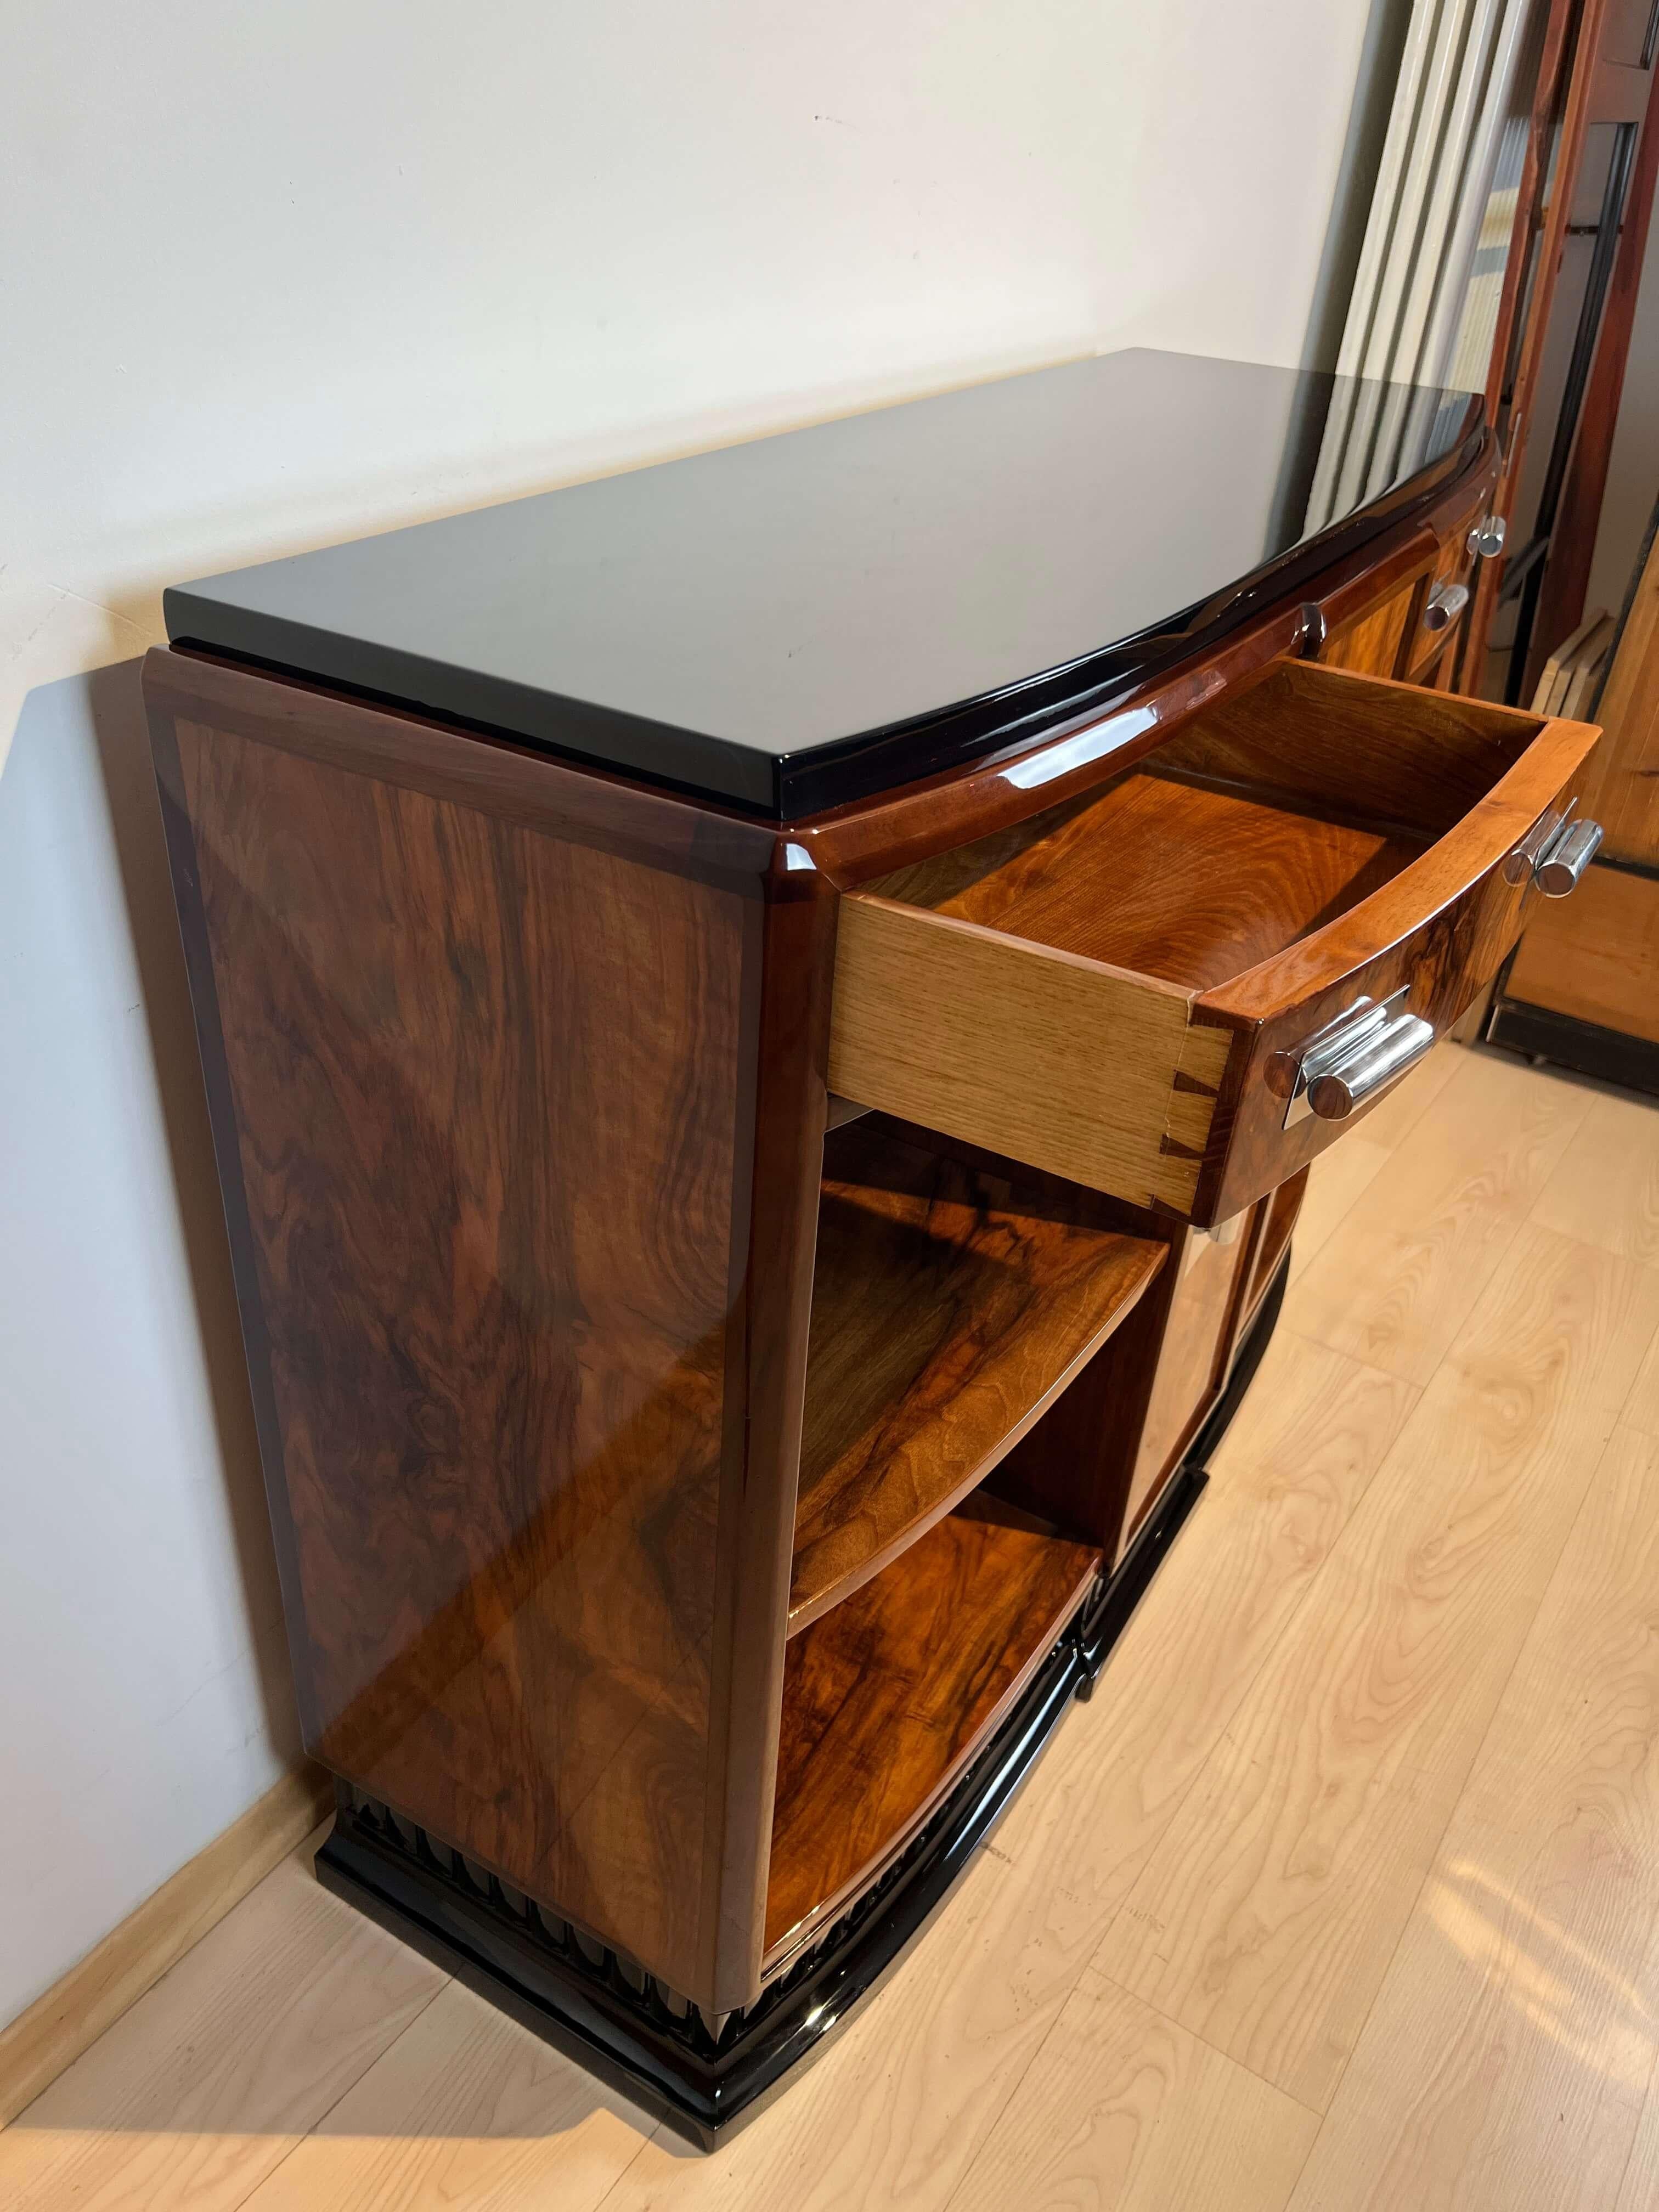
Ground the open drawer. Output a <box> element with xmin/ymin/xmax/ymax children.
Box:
<box><xmin>828</xmin><ymin>660</ymin><xmax>1600</xmax><ymax>1226</ymax></box>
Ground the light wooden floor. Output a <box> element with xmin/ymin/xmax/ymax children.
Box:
<box><xmin>11</xmin><ymin>1040</ymin><xmax>1659</xmax><ymax>2211</ymax></box>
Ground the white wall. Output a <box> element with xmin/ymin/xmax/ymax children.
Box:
<box><xmin>0</xmin><ymin>667</ymin><xmax>302</xmax><ymax>2031</ymax></box>
<box><xmin>0</xmin><ymin>0</ymin><xmax>1377</xmax><ymax>2030</ymax></box>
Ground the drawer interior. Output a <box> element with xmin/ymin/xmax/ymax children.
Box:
<box><xmin>871</xmin><ymin>662</ymin><xmax>1545</xmax><ymax>996</ymax></box>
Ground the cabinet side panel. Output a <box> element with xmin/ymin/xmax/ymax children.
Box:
<box><xmin>170</xmin><ymin>716</ymin><xmax>747</xmax><ymax>1995</ymax></box>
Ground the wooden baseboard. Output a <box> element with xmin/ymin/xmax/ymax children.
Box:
<box><xmin>0</xmin><ymin>1760</ymin><xmax>333</xmax><ymax>2128</ymax></box>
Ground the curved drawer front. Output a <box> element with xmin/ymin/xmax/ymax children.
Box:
<box><xmin>828</xmin><ymin>661</ymin><xmax>1601</xmax><ymax>1225</ymax></box>
<box><xmin>1193</xmin><ymin>705</ymin><xmax>1600</xmax><ymax>1219</ymax></box>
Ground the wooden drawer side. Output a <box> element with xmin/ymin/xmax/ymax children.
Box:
<box><xmin>828</xmin><ymin>892</ymin><xmax>1233</xmax><ymax>1212</ymax></box>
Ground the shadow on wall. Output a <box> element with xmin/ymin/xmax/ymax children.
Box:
<box><xmin>0</xmin><ymin>657</ymin><xmax>300</xmax><ymax>1954</ymax></box>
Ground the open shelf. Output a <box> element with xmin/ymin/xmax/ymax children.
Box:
<box><xmin>765</xmin><ymin>1496</ymin><xmax>1101</xmax><ymax>1960</ymax></box>
<box><xmin>791</xmin><ymin>1125</ymin><xmax>1164</xmax><ymax>1632</ymax></box>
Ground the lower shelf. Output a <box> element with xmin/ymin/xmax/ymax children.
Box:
<box><xmin>313</xmin><ymin>1252</ymin><xmax>1288</xmax><ymax>2153</ymax></box>
<box><xmin>766</xmin><ymin>1500</ymin><xmax>1100</xmax><ymax>1959</ymax></box>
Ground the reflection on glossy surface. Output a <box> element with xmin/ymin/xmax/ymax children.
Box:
<box><xmin>1425</xmin><ymin>1856</ymin><xmax>1652</xmax><ymax>2063</ymax></box>
<box><xmin>1001</xmin><ymin>701</ymin><xmax>1164</xmax><ymax>791</ymax></box>
<box><xmin>178</xmin><ymin>714</ymin><xmax>747</xmax><ymax>1997</ymax></box>
<box><xmin>166</xmin><ymin>351</ymin><xmax>1482</xmax><ymax>809</ymax></box>
<box><xmin>1288</xmin><ymin>1416</ymin><xmax>1659</xmax><ymax>2209</ymax></box>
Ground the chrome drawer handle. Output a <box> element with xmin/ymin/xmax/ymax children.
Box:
<box><xmin>1534</xmin><ymin>816</ymin><xmax>1603</xmax><ymax>896</ymax></box>
<box><xmin>1305</xmin><ymin>1010</ymin><xmax>1435</xmax><ymax>1120</ymax></box>
<box><xmin>1423</xmin><ymin>580</ymin><xmax>1470</xmax><ymax>632</ymax></box>
<box><xmin>1468</xmin><ymin>515</ymin><xmax>1506</xmax><ymax>560</ymax></box>
<box><xmin>1281</xmin><ymin>988</ymin><xmax>1433</xmax><ymax>1127</ymax></box>
<box><xmin>1504</xmin><ymin>799</ymin><xmax>1572</xmax><ymax>885</ymax></box>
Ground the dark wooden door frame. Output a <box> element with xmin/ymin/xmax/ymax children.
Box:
<box><xmin>1466</xmin><ymin>0</ymin><xmax>1659</xmax><ymax>695</ymax></box>
<box><xmin>1521</xmin><ymin>44</ymin><xmax>1659</xmax><ymax>692</ymax></box>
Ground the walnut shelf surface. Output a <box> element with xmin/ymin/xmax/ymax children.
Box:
<box><xmin>791</xmin><ymin>1127</ymin><xmax>1164</xmax><ymax>1633</ymax></box>
<box><xmin>766</xmin><ymin>1498</ymin><xmax>1101</xmax><ymax>1960</ymax></box>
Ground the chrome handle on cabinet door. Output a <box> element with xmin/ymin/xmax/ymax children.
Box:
<box><xmin>1423</xmin><ymin>580</ymin><xmax>1471</xmax><ymax>632</ymax></box>
<box><xmin>1468</xmin><ymin>515</ymin><xmax>1506</xmax><ymax>560</ymax></box>
<box><xmin>1534</xmin><ymin>816</ymin><xmax>1603</xmax><ymax>896</ymax></box>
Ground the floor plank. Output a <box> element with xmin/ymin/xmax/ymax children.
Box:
<box><xmin>1616</xmin><ymin>2042</ymin><xmax>1659</xmax><ymax>2212</ymax></box>
<box><xmin>0</xmin><ymin>1844</ymin><xmax>444</xmax><ymax>2212</ymax></box>
<box><xmin>591</xmin><ymin>1838</ymin><xmax>1094</xmax><ymax>2212</ymax></box>
<box><xmin>1288</xmin><ymin>1137</ymin><xmax>1391</xmax><ymax>1285</ymax></box>
<box><xmin>1094</xmin><ymin>1221</ymin><xmax>1659</xmax><ymax>2111</ymax></box>
<box><xmin>1532</xmin><ymin>1091</ymin><xmax>1659</xmax><ymax>1267</ymax></box>
<box><xmin>1626</xmin><ymin>1326</ymin><xmax>1659</xmax><ymax>1440</ymax></box>
<box><xmin>1286</xmin><ymin>1043</ymin><xmax>1468</xmax><ymax>1294</ymax></box>
<box><xmin>946</xmin><ymin>1965</ymin><xmax>1319</xmax><ymax>2212</ymax></box>
<box><xmin>238</xmin><ymin>1979</ymin><xmax>653</xmax><ymax>2212</ymax></box>
<box><xmin>1287</xmin><ymin>1425</ymin><xmax>1659</xmax><ymax>2211</ymax></box>
<box><xmin>1284</xmin><ymin>1046</ymin><xmax>1590</xmax><ymax>1385</ymax></box>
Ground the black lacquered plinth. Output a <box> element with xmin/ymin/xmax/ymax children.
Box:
<box><xmin>1488</xmin><ymin>994</ymin><xmax>1659</xmax><ymax>1099</ymax></box>
<box><xmin>315</xmin><ymin>1259</ymin><xmax>1287</xmax><ymax>2149</ymax></box>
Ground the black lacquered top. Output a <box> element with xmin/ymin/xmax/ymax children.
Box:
<box><xmin>166</xmin><ymin>351</ymin><xmax>1483</xmax><ymax>816</ymax></box>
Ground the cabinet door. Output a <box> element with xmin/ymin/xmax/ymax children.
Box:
<box><xmin>1119</xmin><ymin>1217</ymin><xmax>1258</xmax><ymax>1537</ymax></box>
<box><xmin>1504</xmin><ymin>861</ymin><xmax>1659</xmax><ymax>1043</ymax></box>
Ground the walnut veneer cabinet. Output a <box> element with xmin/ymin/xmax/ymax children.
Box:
<box><xmin>145</xmin><ymin>352</ymin><xmax>1603</xmax><ymax>2145</ymax></box>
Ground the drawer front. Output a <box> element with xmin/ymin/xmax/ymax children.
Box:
<box><xmin>1403</xmin><ymin>492</ymin><xmax>1488</xmax><ymax>682</ymax></box>
<box><xmin>828</xmin><ymin>665</ymin><xmax>1601</xmax><ymax>1226</ymax></box>
<box><xmin>1322</xmin><ymin>568</ymin><xmax>1430</xmax><ymax>679</ymax></box>
<box><xmin>1403</xmin><ymin>553</ymin><xmax>1476</xmax><ymax>682</ymax></box>
<box><xmin>1193</xmin><ymin>717</ymin><xmax>1600</xmax><ymax>1221</ymax></box>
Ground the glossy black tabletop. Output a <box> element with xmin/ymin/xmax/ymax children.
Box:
<box><xmin>166</xmin><ymin>351</ymin><xmax>1484</xmax><ymax>816</ymax></box>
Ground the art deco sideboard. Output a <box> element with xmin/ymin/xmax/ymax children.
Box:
<box><xmin>143</xmin><ymin>351</ymin><xmax>1602</xmax><ymax>2145</ymax></box>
